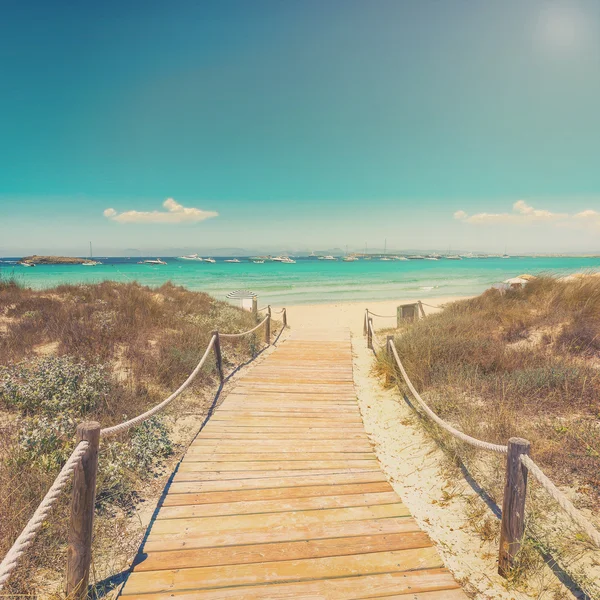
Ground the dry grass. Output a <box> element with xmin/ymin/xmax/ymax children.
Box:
<box><xmin>0</xmin><ymin>276</ymin><xmax>274</xmax><ymax>597</ymax></box>
<box><xmin>376</xmin><ymin>275</ymin><xmax>600</xmax><ymax>598</ymax></box>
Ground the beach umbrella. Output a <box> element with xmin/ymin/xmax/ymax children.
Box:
<box><xmin>226</xmin><ymin>290</ymin><xmax>257</xmax><ymax>299</ymax></box>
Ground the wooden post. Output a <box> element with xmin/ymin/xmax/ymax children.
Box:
<box><xmin>418</xmin><ymin>301</ymin><xmax>426</xmax><ymax>319</ymax></box>
<box><xmin>252</xmin><ymin>296</ymin><xmax>258</xmax><ymax>317</ymax></box>
<box><xmin>282</xmin><ymin>308</ymin><xmax>287</xmax><ymax>328</ymax></box>
<box><xmin>212</xmin><ymin>331</ymin><xmax>224</xmax><ymax>382</ymax></box>
<box><xmin>385</xmin><ymin>335</ymin><xmax>394</xmax><ymax>385</ymax></box>
<box><xmin>363</xmin><ymin>310</ymin><xmax>369</xmax><ymax>336</ymax></box>
<box><xmin>367</xmin><ymin>317</ymin><xmax>373</xmax><ymax>349</ymax></box>
<box><xmin>265</xmin><ymin>311</ymin><xmax>271</xmax><ymax>345</ymax></box>
<box><xmin>498</xmin><ymin>437</ymin><xmax>531</xmax><ymax>577</ymax></box>
<box><xmin>66</xmin><ymin>421</ymin><xmax>101</xmax><ymax>600</ymax></box>
<box><xmin>396</xmin><ymin>305</ymin><xmax>401</xmax><ymax>329</ymax></box>
<box><xmin>386</xmin><ymin>334</ymin><xmax>394</xmax><ymax>355</ymax></box>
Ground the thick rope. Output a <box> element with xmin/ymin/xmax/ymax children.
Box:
<box><xmin>100</xmin><ymin>336</ymin><xmax>216</xmax><ymax>437</ymax></box>
<box><xmin>520</xmin><ymin>455</ymin><xmax>600</xmax><ymax>548</ymax></box>
<box><xmin>0</xmin><ymin>441</ymin><xmax>89</xmax><ymax>590</ymax></box>
<box><xmin>368</xmin><ymin>320</ymin><xmax>384</xmax><ymax>351</ymax></box>
<box><xmin>219</xmin><ymin>315</ymin><xmax>269</xmax><ymax>339</ymax></box>
<box><xmin>366</xmin><ymin>309</ymin><xmax>397</xmax><ymax>318</ymax></box>
<box><xmin>419</xmin><ymin>302</ymin><xmax>443</xmax><ymax>309</ymax></box>
<box><xmin>388</xmin><ymin>341</ymin><xmax>508</xmax><ymax>454</ymax></box>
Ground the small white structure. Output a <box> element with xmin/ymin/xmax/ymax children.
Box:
<box><xmin>226</xmin><ymin>289</ymin><xmax>258</xmax><ymax>312</ymax></box>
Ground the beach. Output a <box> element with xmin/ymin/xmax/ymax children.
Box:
<box><xmin>283</xmin><ymin>295</ymin><xmax>470</xmax><ymax>334</ymax></box>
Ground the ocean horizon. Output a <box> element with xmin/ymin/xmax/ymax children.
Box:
<box><xmin>2</xmin><ymin>255</ymin><xmax>600</xmax><ymax>305</ymax></box>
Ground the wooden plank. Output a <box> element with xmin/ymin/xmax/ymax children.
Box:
<box><xmin>122</xmin><ymin>548</ymin><xmax>443</xmax><ymax>595</ymax></box>
<box><xmin>177</xmin><ymin>459</ymin><xmax>378</xmax><ymax>472</ymax></box>
<box><xmin>187</xmin><ymin>442</ymin><xmax>374</xmax><ymax>452</ymax></box>
<box><xmin>119</xmin><ymin>568</ymin><xmax>460</xmax><ymax>599</ymax></box>
<box><xmin>149</xmin><ymin>504</ymin><xmax>410</xmax><ymax>536</ymax></box>
<box><xmin>182</xmin><ymin>452</ymin><xmax>373</xmax><ymax>461</ymax></box>
<box><xmin>168</xmin><ymin>471</ymin><xmax>388</xmax><ymax>493</ymax></box>
<box><xmin>143</xmin><ymin>517</ymin><xmax>421</xmax><ymax>553</ymax></box>
<box><xmin>172</xmin><ymin>468</ymin><xmax>381</xmax><ymax>482</ymax></box>
<box><xmin>157</xmin><ymin>492</ymin><xmax>400</xmax><ymax>520</ymax></box>
<box><xmin>195</xmin><ymin>431</ymin><xmax>369</xmax><ymax>439</ymax></box>
<box><xmin>134</xmin><ymin>531</ymin><xmax>433</xmax><ymax>572</ymax></box>
<box><xmin>163</xmin><ymin>482</ymin><xmax>393</xmax><ymax>506</ymax></box>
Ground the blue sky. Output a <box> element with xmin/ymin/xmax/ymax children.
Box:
<box><xmin>1</xmin><ymin>0</ymin><xmax>600</xmax><ymax>254</ymax></box>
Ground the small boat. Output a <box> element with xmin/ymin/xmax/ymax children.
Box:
<box><xmin>224</xmin><ymin>258</ymin><xmax>241</xmax><ymax>263</ymax></box>
<box><xmin>343</xmin><ymin>256</ymin><xmax>359</xmax><ymax>262</ymax></box>
<box><xmin>178</xmin><ymin>253</ymin><xmax>203</xmax><ymax>261</ymax></box>
<box><xmin>322</xmin><ymin>255</ymin><xmax>337</xmax><ymax>261</ymax></box>
<box><xmin>138</xmin><ymin>258</ymin><xmax>167</xmax><ymax>265</ymax></box>
<box><xmin>444</xmin><ymin>255</ymin><xmax>462</xmax><ymax>260</ymax></box>
<box><xmin>281</xmin><ymin>257</ymin><xmax>296</xmax><ymax>264</ymax></box>
<box><xmin>271</xmin><ymin>255</ymin><xmax>294</xmax><ymax>262</ymax></box>
<box><xmin>82</xmin><ymin>242</ymin><xmax>102</xmax><ymax>265</ymax></box>
<box><xmin>408</xmin><ymin>255</ymin><xmax>425</xmax><ymax>260</ymax></box>
<box><xmin>380</xmin><ymin>257</ymin><xmax>393</xmax><ymax>261</ymax></box>
<box><xmin>253</xmin><ymin>260</ymin><xmax>265</xmax><ymax>264</ymax></box>
<box><xmin>204</xmin><ymin>258</ymin><xmax>216</xmax><ymax>263</ymax></box>
<box><xmin>19</xmin><ymin>261</ymin><xmax>35</xmax><ymax>267</ymax></box>
<box><xmin>424</xmin><ymin>256</ymin><xmax>439</xmax><ymax>261</ymax></box>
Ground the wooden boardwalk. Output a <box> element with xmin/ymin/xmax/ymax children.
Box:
<box><xmin>120</xmin><ymin>328</ymin><xmax>467</xmax><ymax>599</ymax></box>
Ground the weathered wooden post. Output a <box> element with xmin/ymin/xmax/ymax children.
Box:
<box><xmin>384</xmin><ymin>335</ymin><xmax>394</xmax><ymax>384</ymax></box>
<box><xmin>66</xmin><ymin>421</ymin><xmax>101</xmax><ymax>600</ymax></box>
<box><xmin>265</xmin><ymin>307</ymin><xmax>271</xmax><ymax>345</ymax></box>
<box><xmin>418</xmin><ymin>301</ymin><xmax>426</xmax><ymax>319</ymax></box>
<box><xmin>282</xmin><ymin>308</ymin><xmax>287</xmax><ymax>328</ymax></box>
<box><xmin>212</xmin><ymin>331</ymin><xmax>224</xmax><ymax>382</ymax></box>
<box><xmin>251</xmin><ymin>296</ymin><xmax>258</xmax><ymax>317</ymax></box>
<box><xmin>363</xmin><ymin>310</ymin><xmax>369</xmax><ymax>335</ymax></box>
<box><xmin>386</xmin><ymin>335</ymin><xmax>394</xmax><ymax>355</ymax></box>
<box><xmin>396</xmin><ymin>305</ymin><xmax>401</xmax><ymax>328</ymax></box>
<box><xmin>498</xmin><ymin>437</ymin><xmax>531</xmax><ymax>577</ymax></box>
<box><xmin>367</xmin><ymin>317</ymin><xmax>373</xmax><ymax>349</ymax></box>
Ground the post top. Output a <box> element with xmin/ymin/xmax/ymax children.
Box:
<box><xmin>77</xmin><ymin>421</ymin><xmax>101</xmax><ymax>430</ymax></box>
<box><xmin>508</xmin><ymin>437</ymin><xmax>531</xmax><ymax>448</ymax></box>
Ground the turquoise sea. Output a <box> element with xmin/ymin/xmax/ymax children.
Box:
<box><xmin>1</xmin><ymin>256</ymin><xmax>600</xmax><ymax>305</ymax></box>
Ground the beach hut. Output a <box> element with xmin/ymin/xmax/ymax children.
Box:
<box><xmin>226</xmin><ymin>289</ymin><xmax>257</xmax><ymax>312</ymax></box>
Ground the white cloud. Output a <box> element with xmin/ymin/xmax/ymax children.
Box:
<box><xmin>455</xmin><ymin>201</ymin><xmax>573</xmax><ymax>225</ymax></box>
<box><xmin>104</xmin><ymin>199</ymin><xmax>218</xmax><ymax>224</ymax></box>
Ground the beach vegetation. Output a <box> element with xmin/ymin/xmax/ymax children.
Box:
<box><xmin>0</xmin><ymin>280</ymin><xmax>268</xmax><ymax>596</ymax></box>
<box><xmin>376</xmin><ymin>275</ymin><xmax>600</xmax><ymax>597</ymax></box>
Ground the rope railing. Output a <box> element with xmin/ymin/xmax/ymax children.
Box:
<box><xmin>367</xmin><ymin>309</ymin><xmax>600</xmax><ymax>578</ymax></box>
<box><xmin>520</xmin><ymin>454</ymin><xmax>600</xmax><ymax>548</ymax></box>
<box><xmin>0</xmin><ymin>307</ymin><xmax>287</xmax><ymax>597</ymax></box>
<box><xmin>388</xmin><ymin>342</ymin><xmax>507</xmax><ymax>454</ymax></box>
<box><xmin>219</xmin><ymin>315</ymin><xmax>269</xmax><ymax>339</ymax></box>
<box><xmin>366</xmin><ymin>309</ymin><xmax>396</xmax><ymax>318</ymax></box>
<box><xmin>100</xmin><ymin>336</ymin><xmax>217</xmax><ymax>438</ymax></box>
<box><xmin>0</xmin><ymin>441</ymin><xmax>90</xmax><ymax>590</ymax></box>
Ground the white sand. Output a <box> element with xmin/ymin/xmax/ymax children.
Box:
<box><xmin>281</xmin><ymin>296</ymin><xmax>471</xmax><ymax>335</ymax></box>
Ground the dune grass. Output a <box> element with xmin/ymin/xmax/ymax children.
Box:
<box><xmin>0</xmin><ymin>277</ymin><xmax>271</xmax><ymax>597</ymax></box>
<box><xmin>375</xmin><ymin>276</ymin><xmax>600</xmax><ymax>597</ymax></box>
